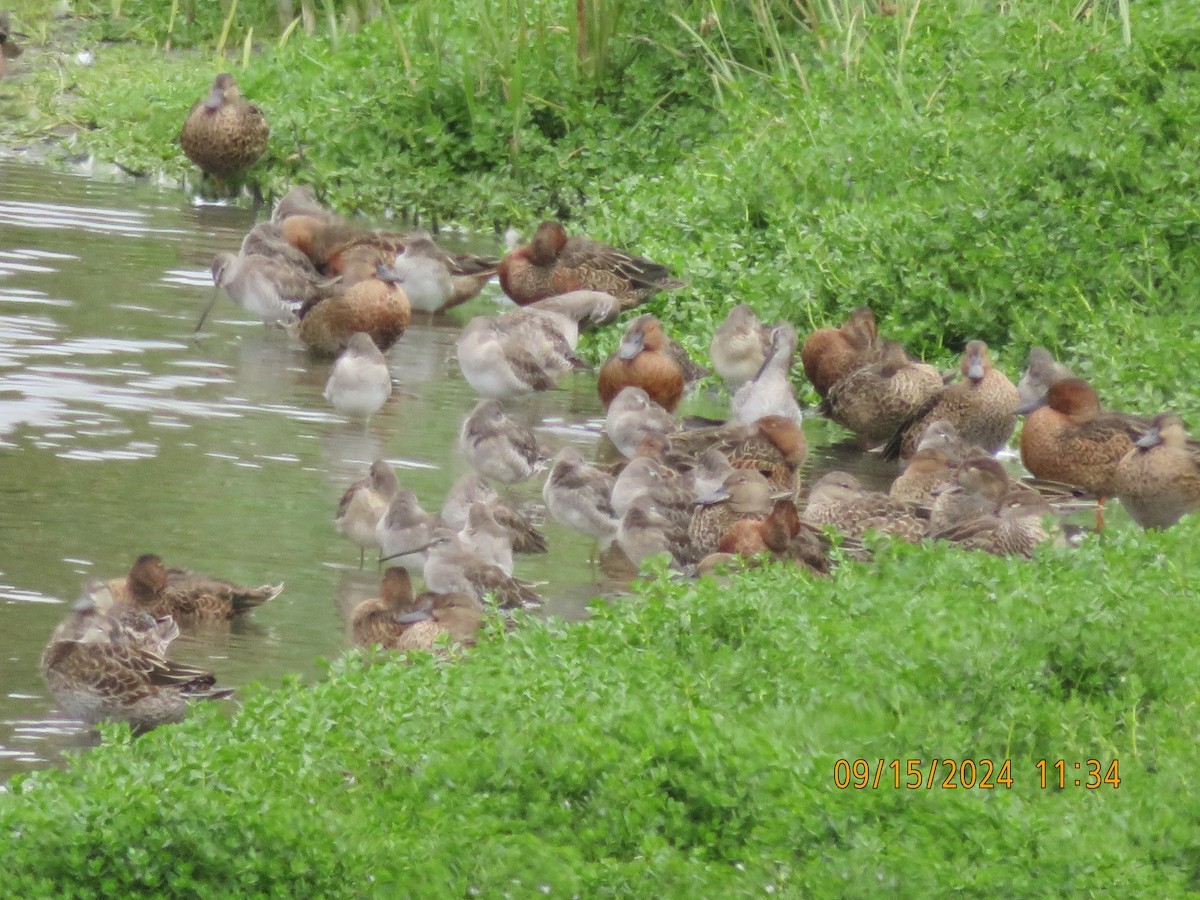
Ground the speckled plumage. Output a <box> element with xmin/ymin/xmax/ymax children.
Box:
<box><xmin>689</xmin><ymin>469</ymin><xmax>776</xmax><ymax>558</ymax></box>
<box><xmin>100</xmin><ymin>554</ymin><xmax>282</xmax><ymax>621</ymax></box>
<box><xmin>1114</xmin><ymin>413</ymin><xmax>1200</xmax><ymax>529</ymax></box>
<box><xmin>180</xmin><ymin>74</ymin><xmax>269</xmax><ymax>178</ymax></box>
<box><xmin>884</xmin><ymin>341</ymin><xmax>1018</xmax><ymax>461</ymax></box>
<box><xmin>296</xmin><ymin>275</ymin><xmax>411</xmax><ymax>356</ymax></box>
<box><xmin>889</xmin><ymin>448</ymin><xmax>954</xmax><ymax>506</ymax></box>
<box><xmin>803</xmin><ymin>471</ymin><xmax>925</xmax><ymax>542</ymax></box>
<box><xmin>1019</xmin><ymin>378</ymin><xmax>1140</xmax><ymax>497</ymax></box>
<box><xmin>498</xmin><ymin>220</ymin><xmax>684</xmax><ymax>310</ymax></box>
<box><xmin>42</xmin><ymin>600</ymin><xmax>231</xmax><ymax>731</ymax></box>
<box><xmin>822</xmin><ymin>340</ymin><xmax>944</xmax><ymax>446</ymax></box>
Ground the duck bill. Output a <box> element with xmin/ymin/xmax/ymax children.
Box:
<box><xmin>394</xmin><ymin>608</ymin><xmax>434</xmax><ymax>625</ymax></box>
<box><xmin>1013</xmin><ymin>395</ymin><xmax>1045</xmax><ymax>416</ymax></box>
<box><xmin>617</xmin><ymin>334</ymin><xmax>644</xmax><ymax>361</ymax></box>
<box><xmin>694</xmin><ymin>485</ymin><xmax>730</xmax><ymax>505</ymax></box>
<box><xmin>194</xmin><ymin>285</ymin><xmax>221</xmax><ymax>333</ymax></box>
<box><xmin>202</xmin><ymin>85</ymin><xmax>224</xmax><ymax>111</ymax></box>
<box><xmin>71</xmin><ymin>593</ymin><xmax>96</xmax><ymax>614</ymax></box>
<box><xmin>1135</xmin><ymin>426</ymin><xmax>1162</xmax><ymax>450</ymax></box>
<box><xmin>375</xmin><ymin>262</ymin><xmax>402</xmax><ymax>283</ymax></box>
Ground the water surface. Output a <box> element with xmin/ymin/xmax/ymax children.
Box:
<box><xmin>0</xmin><ymin>159</ymin><xmax>908</xmax><ymax>781</ymax></box>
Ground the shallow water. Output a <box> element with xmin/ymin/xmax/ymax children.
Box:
<box><xmin>0</xmin><ymin>159</ymin><xmax>958</xmax><ymax>781</ymax></box>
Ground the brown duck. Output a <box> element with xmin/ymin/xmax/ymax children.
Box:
<box><xmin>883</xmin><ymin>340</ymin><xmax>1018</xmax><ymax>461</ymax></box>
<box><xmin>498</xmin><ymin>220</ymin><xmax>684</xmax><ymax>310</ymax></box>
<box><xmin>598</xmin><ymin>315</ymin><xmax>702</xmax><ymax>412</ymax></box>
<box><xmin>689</xmin><ymin>469</ymin><xmax>777</xmax><ymax>557</ymax></box>
<box><xmin>1114</xmin><ymin>413</ymin><xmax>1200</xmax><ymax>529</ymax></box>
<box><xmin>803</xmin><ymin>471</ymin><xmax>925</xmax><ymax>542</ymax></box>
<box><xmin>100</xmin><ymin>554</ymin><xmax>283</xmax><ymax>621</ymax></box>
<box><xmin>350</xmin><ymin>568</ymin><xmax>485</xmax><ymax>652</ymax></box>
<box><xmin>296</xmin><ymin>269</ymin><xmax>412</xmax><ymax>355</ymax></box>
<box><xmin>180</xmin><ymin>73</ymin><xmax>269</xmax><ymax>178</ymax></box>
<box><xmin>42</xmin><ymin>598</ymin><xmax>232</xmax><ymax>731</ymax></box>
<box><xmin>821</xmin><ymin>339</ymin><xmax>944</xmax><ymax>447</ymax></box>
<box><xmin>800</xmin><ymin>306</ymin><xmax>881</xmax><ymax>398</ymax></box>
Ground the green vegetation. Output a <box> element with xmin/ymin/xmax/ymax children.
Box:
<box><xmin>3</xmin><ymin>1</ymin><xmax>1200</xmax><ymax>894</ymax></box>
<box><xmin>4</xmin><ymin>0</ymin><xmax>1198</xmax><ymax>407</ymax></box>
<box><xmin>6</xmin><ymin>523</ymin><xmax>1200</xmax><ymax>895</ymax></box>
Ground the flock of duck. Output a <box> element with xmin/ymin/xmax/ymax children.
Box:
<box><xmin>36</xmin><ymin>73</ymin><xmax>1200</xmax><ymax>735</ymax></box>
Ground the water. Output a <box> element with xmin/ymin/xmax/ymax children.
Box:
<box><xmin>0</xmin><ymin>159</ymin><xmax>915</xmax><ymax>782</ymax></box>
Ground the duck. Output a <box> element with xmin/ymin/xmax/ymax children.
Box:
<box><xmin>715</xmin><ymin>498</ymin><xmax>833</xmax><ymax>575</ymax></box>
<box><xmin>1017</xmin><ymin>377</ymin><xmax>1140</xmax><ymax>501</ymax></box>
<box><xmin>335</xmin><ymin>459</ymin><xmax>399</xmax><ymax>567</ymax></box>
<box><xmin>926</xmin><ymin>455</ymin><xmax>1017</xmax><ymax>533</ymax></box>
<box><xmin>440</xmin><ymin>474</ymin><xmax>547</xmax><ymax>554</ymax></box>
<box><xmin>295</xmin><ymin>268</ymin><xmax>411</xmax><ymax>355</ymax></box>
<box><xmin>41</xmin><ymin>595</ymin><xmax>232</xmax><ymax>731</ymax></box>
<box><xmin>277</xmin><ymin>215</ymin><xmax>402</xmax><ymax>275</ymax></box>
<box><xmin>542</xmin><ymin>447</ymin><xmax>619</xmax><ymax>542</ymax></box>
<box><xmin>1114</xmin><ymin>413</ymin><xmax>1200</xmax><ymax>529</ymax></box>
<box><xmin>180</xmin><ymin>73</ymin><xmax>269</xmax><ymax>179</ymax></box>
<box><xmin>376</xmin><ymin>488</ymin><xmax>437</xmax><ymax>573</ymax></box>
<box><xmin>422</xmin><ymin>528</ymin><xmax>542</xmax><ymax>609</ymax></box>
<box><xmin>498</xmin><ymin>220</ymin><xmax>684</xmax><ymax>310</ymax></box>
<box><xmin>457</xmin><ymin>399</ymin><xmax>546</xmax><ymax>483</ymax></box>
<box><xmin>908</xmin><ymin>418</ymin><xmax>981</xmax><ymax>466</ymax></box>
<box><xmin>597</xmin><ymin>315</ymin><xmax>703</xmax><ymax>412</ymax></box>
<box><xmin>732</xmin><ymin>322</ymin><xmax>802</xmax><ymax>424</ymax></box>
<box><xmin>349</xmin><ymin>566</ymin><xmax>424</xmax><ymax>647</ymax></box>
<box><xmin>930</xmin><ymin>491</ymin><xmax>1055</xmax><ymax>559</ymax></box>
<box><xmin>98</xmin><ymin>554</ymin><xmax>283</xmax><ymax>621</ymax></box>
<box><xmin>323</xmin><ymin>332</ymin><xmax>393</xmax><ymax>422</ymax></box>
<box><xmin>455</xmin><ymin>315</ymin><xmax>583</xmax><ymax>398</ymax></box>
<box><xmin>888</xmin><ymin>447</ymin><xmax>954</xmax><ymax>507</ymax></box>
<box><xmin>1</xmin><ymin>12</ymin><xmax>25</xmax><ymax>79</ymax></box>
<box><xmin>350</xmin><ymin>567</ymin><xmax>485</xmax><ymax>652</ymax></box>
<box><xmin>820</xmin><ymin>339</ymin><xmax>944</xmax><ymax>447</ymax></box>
<box><xmin>604</xmin><ymin>386</ymin><xmax>677</xmax><ymax>458</ymax></box>
<box><xmin>883</xmin><ymin>340</ymin><xmax>1018</xmax><ymax>461</ymax></box>
<box><xmin>800</xmin><ymin>307</ymin><xmax>882</xmax><ymax>399</ymax></box>
<box><xmin>803</xmin><ymin>471</ymin><xmax>925</xmax><ymax>542</ymax></box>
<box><xmin>710</xmin><ymin>304</ymin><xmax>773</xmax><ymax>393</ymax></box>
<box><xmin>689</xmin><ymin>469</ymin><xmax>778</xmax><ymax>558</ymax></box>
<box><xmin>376</xmin><ymin>234</ymin><xmax>498</xmax><ymax>313</ymax></box>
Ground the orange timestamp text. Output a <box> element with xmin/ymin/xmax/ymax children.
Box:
<box><xmin>833</xmin><ymin>758</ymin><xmax>1121</xmax><ymax>790</ymax></box>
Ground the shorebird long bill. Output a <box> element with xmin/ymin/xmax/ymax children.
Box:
<box><xmin>194</xmin><ymin>285</ymin><xmax>222</xmax><ymax>333</ymax></box>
